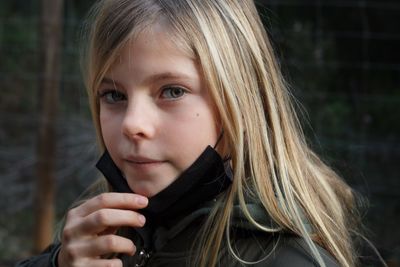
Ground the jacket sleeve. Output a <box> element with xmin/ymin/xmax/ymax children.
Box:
<box><xmin>255</xmin><ymin>237</ymin><xmax>340</xmax><ymax>267</ymax></box>
<box><xmin>15</xmin><ymin>243</ymin><xmax>61</xmax><ymax>267</ymax></box>
<box><xmin>220</xmin><ymin>233</ymin><xmax>340</xmax><ymax>267</ymax></box>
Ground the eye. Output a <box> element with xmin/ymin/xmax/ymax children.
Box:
<box><xmin>99</xmin><ymin>90</ymin><xmax>127</xmax><ymax>104</ymax></box>
<box><xmin>160</xmin><ymin>86</ymin><xmax>187</xmax><ymax>99</ymax></box>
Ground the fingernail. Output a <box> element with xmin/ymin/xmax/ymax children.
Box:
<box><xmin>137</xmin><ymin>196</ymin><xmax>148</xmax><ymax>206</ymax></box>
<box><xmin>138</xmin><ymin>214</ymin><xmax>146</xmax><ymax>225</ymax></box>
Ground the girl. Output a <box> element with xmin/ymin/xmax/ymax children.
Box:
<box><xmin>18</xmin><ymin>0</ymin><xmax>360</xmax><ymax>266</ymax></box>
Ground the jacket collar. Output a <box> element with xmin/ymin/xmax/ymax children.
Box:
<box><xmin>95</xmin><ymin>146</ymin><xmax>232</xmax><ymax>225</ymax></box>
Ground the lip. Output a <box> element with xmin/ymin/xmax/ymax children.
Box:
<box><xmin>124</xmin><ymin>156</ymin><xmax>166</xmax><ymax>164</ymax></box>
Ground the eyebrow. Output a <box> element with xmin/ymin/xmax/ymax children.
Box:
<box><xmin>100</xmin><ymin>77</ymin><xmax>118</xmax><ymax>85</ymax></box>
<box><xmin>147</xmin><ymin>72</ymin><xmax>193</xmax><ymax>82</ymax></box>
<box><xmin>100</xmin><ymin>72</ymin><xmax>194</xmax><ymax>87</ymax></box>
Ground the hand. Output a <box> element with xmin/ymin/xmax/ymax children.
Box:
<box><xmin>58</xmin><ymin>193</ymin><xmax>148</xmax><ymax>267</ymax></box>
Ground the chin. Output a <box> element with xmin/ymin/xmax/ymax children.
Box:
<box><xmin>129</xmin><ymin>183</ymin><xmax>161</xmax><ymax>198</ymax></box>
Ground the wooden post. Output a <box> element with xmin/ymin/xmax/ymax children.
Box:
<box><xmin>34</xmin><ymin>0</ymin><xmax>64</xmax><ymax>253</ymax></box>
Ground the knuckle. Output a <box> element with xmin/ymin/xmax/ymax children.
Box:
<box><xmin>96</xmin><ymin>193</ymin><xmax>109</xmax><ymax>206</ymax></box>
<box><xmin>65</xmin><ymin>208</ymin><xmax>77</xmax><ymax>221</ymax></box>
<box><xmin>62</xmin><ymin>227</ymin><xmax>74</xmax><ymax>242</ymax></box>
<box><xmin>104</xmin><ymin>235</ymin><xmax>118</xmax><ymax>250</ymax></box>
<box><xmin>122</xmin><ymin>194</ymin><xmax>132</xmax><ymax>205</ymax></box>
<box><xmin>64</xmin><ymin>244</ymin><xmax>79</xmax><ymax>259</ymax></box>
<box><xmin>95</xmin><ymin>210</ymin><xmax>109</xmax><ymax>225</ymax></box>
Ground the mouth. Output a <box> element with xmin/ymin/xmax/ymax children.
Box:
<box><xmin>126</xmin><ymin>160</ymin><xmax>165</xmax><ymax>165</ymax></box>
<box><xmin>124</xmin><ymin>159</ymin><xmax>166</xmax><ymax>172</ymax></box>
<box><xmin>124</xmin><ymin>156</ymin><xmax>166</xmax><ymax>165</ymax></box>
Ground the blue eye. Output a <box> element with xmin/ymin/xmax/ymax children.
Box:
<box><xmin>161</xmin><ymin>87</ymin><xmax>186</xmax><ymax>99</ymax></box>
<box><xmin>99</xmin><ymin>90</ymin><xmax>126</xmax><ymax>104</ymax></box>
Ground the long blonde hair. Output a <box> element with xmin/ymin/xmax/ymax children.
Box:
<box><xmin>82</xmin><ymin>0</ymin><xmax>359</xmax><ymax>266</ymax></box>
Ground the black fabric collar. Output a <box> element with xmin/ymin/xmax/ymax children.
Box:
<box><xmin>96</xmin><ymin>145</ymin><xmax>232</xmax><ymax>225</ymax></box>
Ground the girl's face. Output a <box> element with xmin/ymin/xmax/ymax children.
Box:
<box><xmin>98</xmin><ymin>23</ymin><xmax>219</xmax><ymax>197</ymax></box>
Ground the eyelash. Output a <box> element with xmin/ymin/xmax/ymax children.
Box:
<box><xmin>98</xmin><ymin>90</ymin><xmax>126</xmax><ymax>104</ymax></box>
<box><xmin>98</xmin><ymin>86</ymin><xmax>188</xmax><ymax>104</ymax></box>
<box><xmin>160</xmin><ymin>86</ymin><xmax>187</xmax><ymax>100</ymax></box>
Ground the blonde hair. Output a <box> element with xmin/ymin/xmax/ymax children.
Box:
<box><xmin>81</xmin><ymin>0</ymin><xmax>359</xmax><ymax>266</ymax></box>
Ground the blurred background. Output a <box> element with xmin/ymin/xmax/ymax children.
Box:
<box><xmin>0</xmin><ymin>0</ymin><xmax>399</xmax><ymax>266</ymax></box>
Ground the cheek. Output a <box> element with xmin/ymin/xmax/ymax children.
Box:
<box><xmin>167</xmin><ymin>109</ymin><xmax>219</xmax><ymax>164</ymax></box>
<box><xmin>174</xmin><ymin>107</ymin><xmax>218</xmax><ymax>139</ymax></box>
<box><xmin>99</xmin><ymin>109</ymin><xmax>122</xmax><ymax>147</ymax></box>
<box><xmin>196</xmin><ymin>112</ymin><xmax>219</xmax><ymax>143</ymax></box>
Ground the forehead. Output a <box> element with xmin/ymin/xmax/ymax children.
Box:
<box><xmin>115</xmin><ymin>21</ymin><xmax>194</xmax><ymax>64</ymax></box>
<box><xmin>104</xmin><ymin>22</ymin><xmax>201</xmax><ymax>85</ymax></box>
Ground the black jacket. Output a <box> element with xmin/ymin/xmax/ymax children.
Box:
<box><xmin>16</xmin><ymin>149</ymin><xmax>340</xmax><ymax>266</ymax></box>
<box><xmin>119</xmin><ymin>200</ymin><xmax>340</xmax><ymax>267</ymax></box>
<box><xmin>15</xmin><ymin>200</ymin><xmax>339</xmax><ymax>267</ymax></box>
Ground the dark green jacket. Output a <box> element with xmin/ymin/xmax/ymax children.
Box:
<box><xmin>16</xmin><ymin>201</ymin><xmax>339</xmax><ymax>267</ymax></box>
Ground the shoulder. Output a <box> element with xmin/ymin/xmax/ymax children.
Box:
<box><xmin>265</xmin><ymin>235</ymin><xmax>339</xmax><ymax>267</ymax></box>
<box><xmin>221</xmin><ymin>232</ymin><xmax>340</xmax><ymax>267</ymax></box>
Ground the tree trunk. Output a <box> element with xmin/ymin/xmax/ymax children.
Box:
<box><xmin>34</xmin><ymin>0</ymin><xmax>64</xmax><ymax>253</ymax></box>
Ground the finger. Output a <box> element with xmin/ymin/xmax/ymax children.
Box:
<box><xmin>73</xmin><ymin>258</ymin><xmax>123</xmax><ymax>267</ymax></box>
<box><xmin>73</xmin><ymin>193</ymin><xmax>148</xmax><ymax>217</ymax></box>
<box><xmin>86</xmin><ymin>235</ymin><xmax>136</xmax><ymax>257</ymax></box>
<box><xmin>98</xmin><ymin>226</ymin><xmax>119</xmax><ymax>236</ymax></box>
<box><xmin>59</xmin><ymin>235</ymin><xmax>134</xmax><ymax>265</ymax></box>
<box><xmin>76</xmin><ymin>209</ymin><xmax>146</xmax><ymax>236</ymax></box>
<box><xmin>88</xmin><ymin>258</ymin><xmax>123</xmax><ymax>267</ymax></box>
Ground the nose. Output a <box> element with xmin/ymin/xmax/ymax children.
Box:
<box><xmin>121</xmin><ymin>97</ymin><xmax>157</xmax><ymax>141</ymax></box>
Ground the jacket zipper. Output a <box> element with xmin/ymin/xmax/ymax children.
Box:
<box><xmin>135</xmin><ymin>248</ymin><xmax>152</xmax><ymax>267</ymax></box>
